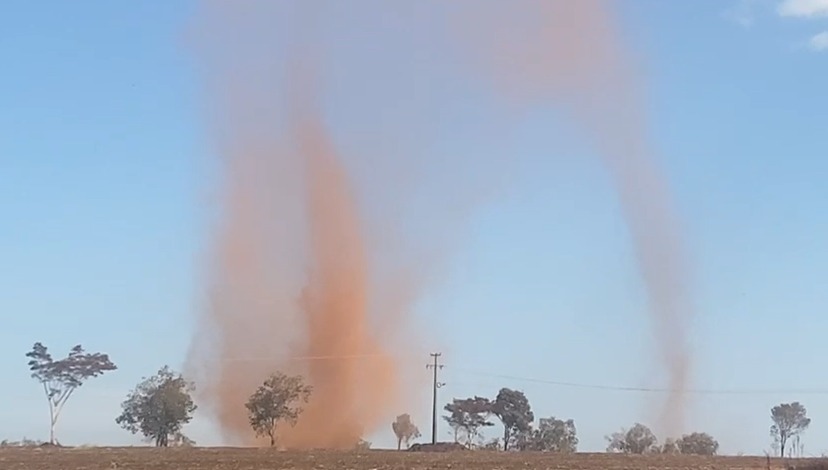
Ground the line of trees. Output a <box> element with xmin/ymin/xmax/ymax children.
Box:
<box><xmin>442</xmin><ymin>387</ymin><xmax>813</xmax><ymax>457</ymax></box>
<box><xmin>116</xmin><ymin>369</ymin><xmax>315</xmax><ymax>448</ymax></box>
<box><xmin>443</xmin><ymin>388</ymin><xmax>576</xmax><ymax>452</ymax></box>
<box><xmin>605</xmin><ymin>424</ymin><xmax>719</xmax><ymax>455</ymax></box>
<box><xmin>22</xmin><ymin>342</ymin><xmax>316</xmax><ymax>447</ymax></box>
<box><xmin>20</xmin><ymin>342</ymin><xmax>814</xmax><ymax>454</ymax></box>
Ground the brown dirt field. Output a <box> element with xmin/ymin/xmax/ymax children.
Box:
<box><xmin>0</xmin><ymin>447</ymin><xmax>823</xmax><ymax>470</ymax></box>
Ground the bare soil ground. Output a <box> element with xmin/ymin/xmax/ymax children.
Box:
<box><xmin>0</xmin><ymin>447</ymin><xmax>824</xmax><ymax>470</ymax></box>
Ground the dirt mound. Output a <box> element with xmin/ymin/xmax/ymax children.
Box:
<box><xmin>408</xmin><ymin>442</ymin><xmax>467</xmax><ymax>452</ymax></box>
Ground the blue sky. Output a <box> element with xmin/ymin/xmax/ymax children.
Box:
<box><xmin>2</xmin><ymin>0</ymin><xmax>828</xmax><ymax>455</ymax></box>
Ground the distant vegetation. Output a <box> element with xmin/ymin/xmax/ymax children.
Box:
<box><xmin>444</xmin><ymin>388</ymin><xmax>574</xmax><ymax>453</ymax></box>
<box><xmin>442</xmin><ymin>389</ymin><xmax>720</xmax><ymax>456</ymax></box>
<box><xmin>14</xmin><ymin>343</ymin><xmax>816</xmax><ymax>455</ymax></box>
<box><xmin>0</xmin><ymin>437</ymin><xmax>44</xmax><ymax>447</ymax></box>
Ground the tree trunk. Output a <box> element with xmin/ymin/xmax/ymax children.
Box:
<box><xmin>270</xmin><ymin>434</ymin><xmax>275</xmax><ymax>447</ymax></box>
<box><xmin>397</xmin><ymin>437</ymin><xmax>402</xmax><ymax>450</ymax></box>
<box><xmin>780</xmin><ymin>435</ymin><xmax>786</xmax><ymax>458</ymax></box>
<box><xmin>46</xmin><ymin>386</ymin><xmax>74</xmax><ymax>447</ymax></box>
<box><xmin>503</xmin><ymin>428</ymin><xmax>509</xmax><ymax>451</ymax></box>
<box><xmin>46</xmin><ymin>384</ymin><xmax>57</xmax><ymax>445</ymax></box>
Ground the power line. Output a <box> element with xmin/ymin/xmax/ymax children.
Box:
<box><xmin>221</xmin><ymin>354</ymin><xmax>394</xmax><ymax>362</ymax></box>
<box><xmin>217</xmin><ymin>355</ymin><xmax>828</xmax><ymax>396</ymax></box>
<box><xmin>453</xmin><ymin>368</ymin><xmax>828</xmax><ymax>396</ymax></box>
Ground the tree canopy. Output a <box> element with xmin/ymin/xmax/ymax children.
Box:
<box><xmin>606</xmin><ymin>423</ymin><xmax>658</xmax><ymax>454</ymax></box>
<box><xmin>491</xmin><ymin>388</ymin><xmax>534</xmax><ymax>451</ymax></box>
<box><xmin>528</xmin><ymin>417</ymin><xmax>578</xmax><ymax>453</ymax></box>
<box><xmin>25</xmin><ymin>342</ymin><xmax>117</xmax><ymax>445</ymax></box>
<box><xmin>245</xmin><ymin>372</ymin><xmax>312</xmax><ymax>447</ymax></box>
<box><xmin>115</xmin><ymin>365</ymin><xmax>197</xmax><ymax>447</ymax></box>
<box><xmin>443</xmin><ymin>396</ymin><xmax>494</xmax><ymax>448</ymax></box>
<box><xmin>676</xmin><ymin>432</ymin><xmax>719</xmax><ymax>455</ymax></box>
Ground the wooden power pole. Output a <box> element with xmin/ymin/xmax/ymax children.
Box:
<box><xmin>426</xmin><ymin>352</ymin><xmax>444</xmax><ymax>445</ymax></box>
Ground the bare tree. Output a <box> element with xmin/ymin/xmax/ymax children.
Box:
<box><xmin>793</xmin><ymin>434</ymin><xmax>804</xmax><ymax>458</ymax></box>
<box><xmin>26</xmin><ymin>342</ymin><xmax>117</xmax><ymax>445</ymax></box>
<box><xmin>770</xmin><ymin>402</ymin><xmax>810</xmax><ymax>458</ymax></box>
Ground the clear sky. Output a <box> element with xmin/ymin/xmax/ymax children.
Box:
<box><xmin>2</xmin><ymin>0</ymin><xmax>828</xmax><ymax>455</ymax></box>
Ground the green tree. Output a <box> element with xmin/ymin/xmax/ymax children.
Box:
<box><xmin>391</xmin><ymin>413</ymin><xmax>421</xmax><ymax>450</ymax></box>
<box><xmin>676</xmin><ymin>432</ymin><xmax>719</xmax><ymax>455</ymax></box>
<box><xmin>443</xmin><ymin>397</ymin><xmax>494</xmax><ymax>448</ymax></box>
<box><xmin>491</xmin><ymin>388</ymin><xmax>534</xmax><ymax>451</ymax></box>
<box><xmin>245</xmin><ymin>372</ymin><xmax>312</xmax><ymax>447</ymax></box>
<box><xmin>770</xmin><ymin>402</ymin><xmax>810</xmax><ymax>457</ymax></box>
<box><xmin>26</xmin><ymin>342</ymin><xmax>117</xmax><ymax>445</ymax></box>
<box><xmin>606</xmin><ymin>423</ymin><xmax>658</xmax><ymax>454</ymax></box>
<box><xmin>528</xmin><ymin>417</ymin><xmax>578</xmax><ymax>452</ymax></box>
<box><xmin>115</xmin><ymin>366</ymin><xmax>197</xmax><ymax>447</ymax></box>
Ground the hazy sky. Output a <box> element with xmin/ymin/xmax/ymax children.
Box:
<box><xmin>2</xmin><ymin>0</ymin><xmax>828</xmax><ymax>455</ymax></box>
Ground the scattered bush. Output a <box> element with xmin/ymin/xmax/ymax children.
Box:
<box><xmin>408</xmin><ymin>442</ymin><xmax>467</xmax><ymax>452</ymax></box>
<box><xmin>0</xmin><ymin>438</ymin><xmax>45</xmax><ymax>447</ymax></box>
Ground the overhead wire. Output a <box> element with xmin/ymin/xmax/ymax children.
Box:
<box><xmin>219</xmin><ymin>354</ymin><xmax>828</xmax><ymax>395</ymax></box>
<box><xmin>221</xmin><ymin>353</ymin><xmax>396</xmax><ymax>362</ymax></box>
<box><xmin>451</xmin><ymin>368</ymin><xmax>828</xmax><ymax>396</ymax></box>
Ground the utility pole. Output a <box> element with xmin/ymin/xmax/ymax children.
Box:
<box><xmin>426</xmin><ymin>352</ymin><xmax>444</xmax><ymax>445</ymax></box>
